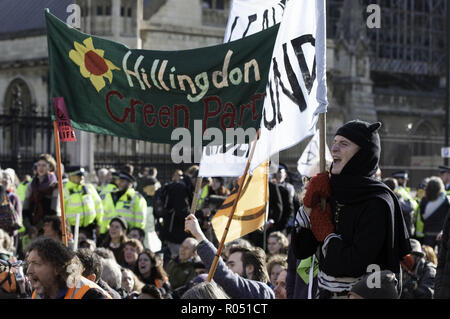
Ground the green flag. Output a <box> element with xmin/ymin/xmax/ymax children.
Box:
<box><xmin>45</xmin><ymin>10</ymin><xmax>279</xmax><ymax>145</ymax></box>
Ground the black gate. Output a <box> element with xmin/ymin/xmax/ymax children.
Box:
<box><xmin>0</xmin><ymin>78</ymin><xmax>67</xmax><ymax>178</ymax></box>
<box><xmin>93</xmin><ymin>135</ymin><xmax>193</xmax><ymax>184</ymax></box>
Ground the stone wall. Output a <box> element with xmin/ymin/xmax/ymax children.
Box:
<box><xmin>0</xmin><ymin>35</ymin><xmax>48</xmax><ymax>63</ymax></box>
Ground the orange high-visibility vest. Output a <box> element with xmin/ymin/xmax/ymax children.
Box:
<box><xmin>31</xmin><ymin>277</ymin><xmax>111</xmax><ymax>299</ymax></box>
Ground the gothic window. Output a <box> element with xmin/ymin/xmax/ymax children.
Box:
<box><xmin>3</xmin><ymin>78</ymin><xmax>32</xmax><ymax>116</ymax></box>
<box><xmin>3</xmin><ymin>79</ymin><xmax>35</xmax><ymax>149</ymax></box>
<box><xmin>411</xmin><ymin>121</ymin><xmax>435</xmax><ymax>156</ymax></box>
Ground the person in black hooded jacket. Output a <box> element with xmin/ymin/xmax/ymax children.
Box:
<box><xmin>291</xmin><ymin>120</ymin><xmax>411</xmax><ymax>299</ymax></box>
<box><xmin>435</xmin><ymin>205</ymin><xmax>450</xmax><ymax>298</ymax></box>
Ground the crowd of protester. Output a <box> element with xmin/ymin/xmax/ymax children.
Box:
<box><xmin>0</xmin><ymin>120</ymin><xmax>450</xmax><ymax>299</ymax></box>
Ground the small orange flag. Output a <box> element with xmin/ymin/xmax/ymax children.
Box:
<box><xmin>211</xmin><ymin>161</ymin><xmax>269</xmax><ymax>244</ymax></box>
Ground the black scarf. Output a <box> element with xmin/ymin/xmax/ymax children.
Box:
<box><xmin>330</xmin><ymin>174</ymin><xmax>411</xmax><ymax>273</ymax></box>
<box><xmin>330</xmin><ymin>120</ymin><xmax>411</xmax><ymax>273</ymax></box>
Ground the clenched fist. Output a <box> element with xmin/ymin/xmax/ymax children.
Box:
<box><xmin>185</xmin><ymin>214</ymin><xmax>207</xmax><ymax>242</ymax></box>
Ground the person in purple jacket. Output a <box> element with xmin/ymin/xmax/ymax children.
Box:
<box><xmin>184</xmin><ymin>214</ymin><xmax>274</xmax><ymax>299</ymax></box>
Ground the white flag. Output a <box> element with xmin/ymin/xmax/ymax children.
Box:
<box><xmin>224</xmin><ymin>0</ymin><xmax>286</xmax><ymax>43</ymax></box>
<box><xmin>199</xmin><ymin>0</ymin><xmax>285</xmax><ymax>177</ymax></box>
<box><xmin>297</xmin><ymin>129</ymin><xmax>332</xmax><ymax>176</ymax></box>
<box><xmin>250</xmin><ymin>0</ymin><xmax>328</xmax><ymax>173</ymax></box>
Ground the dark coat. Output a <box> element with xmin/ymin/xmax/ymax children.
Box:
<box><xmin>401</xmin><ymin>257</ymin><xmax>436</xmax><ymax>299</ymax></box>
<box><xmin>159</xmin><ymin>180</ymin><xmax>192</xmax><ymax>244</ymax></box>
<box><xmin>435</xmin><ymin>211</ymin><xmax>450</xmax><ymax>298</ymax></box>
<box><xmin>286</xmin><ymin>242</ymin><xmax>317</xmax><ymax>299</ymax></box>
<box><xmin>268</xmin><ymin>182</ymin><xmax>283</xmax><ymax>227</ymax></box>
<box><xmin>96</xmin><ymin>278</ymin><xmax>122</xmax><ymax>299</ymax></box>
<box><xmin>419</xmin><ymin>195</ymin><xmax>450</xmax><ymax>247</ymax></box>
<box><xmin>164</xmin><ymin>256</ymin><xmax>200</xmax><ymax>290</ymax></box>
<box><xmin>293</xmin><ymin>195</ymin><xmax>404</xmax><ymax>278</ymax></box>
<box><xmin>274</xmin><ymin>184</ymin><xmax>294</xmax><ymax>233</ymax></box>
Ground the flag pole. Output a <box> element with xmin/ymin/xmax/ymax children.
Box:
<box><xmin>206</xmin><ymin>129</ymin><xmax>260</xmax><ymax>282</ymax></box>
<box><xmin>319</xmin><ymin>113</ymin><xmax>326</xmax><ymax>210</ymax></box>
<box><xmin>53</xmin><ymin>121</ymin><xmax>68</xmax><ymax>246</ymax></box>
<box><xmin>189</xmin><ymin>176</ymin><xmax>203</xmax><ymax>216</ymax></box>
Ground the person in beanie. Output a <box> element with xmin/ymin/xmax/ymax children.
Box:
<box><xmin>292</xmin><ymin>120</ymin><xmax>411</xmax><ymax>299</ymax></box>
<box><xmin>348</xmin><ymin>270</ymin><xmax>399</xmax><ymax>299</ymax></box>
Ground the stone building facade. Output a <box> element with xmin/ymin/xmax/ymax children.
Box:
<box><xmin>0</xmin><ymin>0</ymin><xmax>447</xmax><ymax>186</ymax></box>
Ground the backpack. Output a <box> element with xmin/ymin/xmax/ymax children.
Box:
<box><xmin>0</xmin><ymin>194</ymin><xmax>21</xmax><ymax>235</ymax></box>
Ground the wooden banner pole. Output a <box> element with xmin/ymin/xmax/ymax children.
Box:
<box><xmin>189</xmin><ymin>176</ymin><xmax>204</xmax><ymax>216</ymax></box>
<box><xmin>206</xmin><ymin>129</ymin><xmax>260</xmax><ymax>282</ymax></box>
<box><xmin>53</xmin><ymin>121</ymin><xmax>68</xmax><ymax>246</ymax></box>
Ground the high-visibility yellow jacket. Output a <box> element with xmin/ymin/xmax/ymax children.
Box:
<box><xmin>397</xmin><ymin>186</ymin><xmax>422</xmax><ymax>238</ymax></box>
<box><xmin>17</xmin><ymin>180</ymin><xmax>31</xmax><ymax>203</ymax></box>
<box><xmin>101</xmin><ymin>188</ymin><xmax>147</xmax><ymax>233</ymax></box>
<box><xmin>197</xmin><ymin>185</ymin><xmax>209</xmax><ymax>208</ymax></box>
<box><xmin>63</xmin><ymin>181</ymin><xmax>103</xmax><ymax>228</ymax></box>
<box><xmin>99</xmin><ymin>192</ymin><xmax>115</xmax><ymax>235</ymax></box>
<box><xmin>97</xmin><ymin>183</ymin><xmax>118</xmax><ymax>200</ymax></box>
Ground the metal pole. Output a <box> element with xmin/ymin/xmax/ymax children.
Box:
<box><xmin>319</xmin><ymin>113</ymin><xmax>326</xmax><ymax>210</ymax></box>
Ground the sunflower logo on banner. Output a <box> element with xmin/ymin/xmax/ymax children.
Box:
<box><xmin>68</xmin><ymin>37</ymin><xmax>120</xmax><ymax>92</ymax></box>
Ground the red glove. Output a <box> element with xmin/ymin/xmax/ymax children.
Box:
<box><xmin>310</xmin><ymin>202</ymin><xmax>334</xmax><ymax>242</ymax></box>
<box><xmin>303</xmin><ymin>172</ymin><xmax>331</xmax><ymax>208</ymax></box>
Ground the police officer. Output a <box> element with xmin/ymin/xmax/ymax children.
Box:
<box><xmin>438</xmin><ymin>165</ymin><xmax>450</xmax><ymax>193</ymax></box>
<box><xmin>63</xmin><ymin>166</ymin><xmax>103</xmax><ymax>240</ymax></box>
<box><xmin>97</xmin><ymin>169</ymin><xmax>119</xmax><ymax>201</ymax></box>
<box><xmin>17</xmin><ymin>175</ymin><xmax>32</xmax><ymax>204</ymax></box>
<box><xmin>392</xmin><ymin>171</ymin><xmax>421</xmax><ymax>240</ymax></box>
<box><xmin>103</xmin><ymin>171</ymin><xmax>147</xmax><ymax>235</ymax></box>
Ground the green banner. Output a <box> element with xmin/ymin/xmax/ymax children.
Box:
<box><xmin>45</xmin><ymin>10</ymin><xmax>279</xmax><ymax>145</ymax></box>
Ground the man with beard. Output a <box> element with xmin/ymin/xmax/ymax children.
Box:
<box><xmin>185</xmin><ymin>214</ymin><xmax>274</xmax><ymax>299</ymax></box>
<box><xmin>26</xmin><ymin>237</ymin><xmax>110</xmax><ymax>299</ymax></box>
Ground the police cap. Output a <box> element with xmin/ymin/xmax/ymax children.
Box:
<box><xmin>119</xmin><ymin>171</ymin><xmax>135</xmax><ymax>183</ymax></box>
<box><xmin>66</xmin><ymin>166</ymin><xmax>85</xmax><ymax>177</ymax></box>
<box><xmin>392</xmin><ymin>171</ymin><xmax>408</xmax><ymax>180</ymax></box>
<box><xmin>438</xmin><ymin>165</ymin><xmax>450</xmax><ymax>174</ymax></box>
